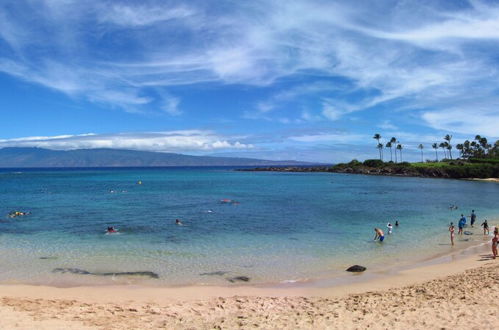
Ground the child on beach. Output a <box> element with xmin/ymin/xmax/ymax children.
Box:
<box><xmin>492</xmin><ymin>227</ymin><xmax>498</xmax><ymax>259</ymax></box>
<box><xmin>481</xmin><ymin>220</ymin><xmax>489</xmax><ymax>235</ymax></box>
<box><xmin>449</xmin><ymin>222</ymin><xmax>455</xmax><ymax>246</ymax></box>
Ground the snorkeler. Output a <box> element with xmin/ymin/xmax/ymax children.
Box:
<box><xmin>374</xmin><ymin>228</ymin><xmax>385</xmax><ymax>242</ymax></box>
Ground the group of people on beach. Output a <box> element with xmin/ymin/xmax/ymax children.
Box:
<box><xmin>448</xmin><ymin>210</ymin><xmax>498</xmax><ymax>259</ymax></box>
<box><xmin>374</xmin><ymin>221</ymin><xmax>399</xmax><ymax>242</ymax></box>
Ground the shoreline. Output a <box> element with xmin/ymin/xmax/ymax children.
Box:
<box><xmin>0</xmin><ymin>236</ymin><xmax>493</xmax><ymax>300</ymax></box>
<box><xmin>0</xmin><ymin>245</ymin><xmax>497</xmax><ymax>329</ymax></box>
<box><xmin>238</xmin><ymin>165</ymin><xmax>499</xmax><ymax>181</ymax></box>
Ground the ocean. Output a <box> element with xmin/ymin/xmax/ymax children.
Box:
<box><xmin>0</xmin><ymin>167</ymin><xmax>497</xmax><ymax>287</ymax></box>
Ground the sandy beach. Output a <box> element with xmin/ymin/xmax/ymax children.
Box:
<box><xmin>0</xmin><ymin>244</ymin><xmax>497</xmax><ymax>330</ymax></box>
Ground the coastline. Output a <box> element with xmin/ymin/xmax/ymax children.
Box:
<box><xmin>238</xmin><ymin>164</ymin><xmax>499</xmax><ymax>181</ymax></box>
<box><xmin>0</xmin><ymin>244</ymin><xmax>497</xmax><ymax>329</ymax></box>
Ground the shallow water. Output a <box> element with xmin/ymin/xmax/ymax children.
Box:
<box><xmin>0</xmin><ymin>168</ymin><xmax>497</xmax><ymax>286</ymax></box>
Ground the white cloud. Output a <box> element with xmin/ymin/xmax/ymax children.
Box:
<box><xmin>99</xmin><ymin>4</ymin><xmax>194</xmax><ymax>27</ymax></box>
<box><xmin>288</xmin><ymin>133</ymin><xmax>365</xmax><ymax>144</ymax></box>
<box><xmin>0</xmin><ymin>131</ymin><xmax>254</xmax><ymax>152</ymax></box>
<box><xmin>378</xmin><ymin>120</ymin><xmax>398</xmax><ymax>130</ymax></box>
<box><xmin>422</xmin><ymin>108</ymin><xmax>499</xmax><ymax>138</ymax></box>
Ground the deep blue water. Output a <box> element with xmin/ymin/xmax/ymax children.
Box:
<box><xmin>0</xmin><ymin>167</ymin><xmax>498</xmax><ymax>286</ymax></box>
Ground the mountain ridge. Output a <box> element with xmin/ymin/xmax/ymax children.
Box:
<box><xmin>0</xmin><ymin>147</ymin><xmax>317</xmax><ymax>168</ymax></box>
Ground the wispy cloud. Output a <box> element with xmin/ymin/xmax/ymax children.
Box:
<box><xmin>1</xmin><ymin>0</ymin><xmax>499</xmax><ymax>137</ymax></box>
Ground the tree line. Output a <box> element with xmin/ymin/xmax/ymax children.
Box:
<box><xmin>372</xmin><ymin>133</ymin><xmax>499</xmax><ymax>162</ymax></box>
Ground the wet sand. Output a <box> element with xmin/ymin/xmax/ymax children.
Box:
<box><xmin>0</xmin><ymin>245</ymin><xmax>497</xmax><ymax>329</ymax></box>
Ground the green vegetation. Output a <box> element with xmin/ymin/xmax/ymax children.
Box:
<box><xmin>331</xmin><ymin>158</ymin><xmax>499</xmax><ymax>179</ymax></box>
<box><xmin>335</xmin><ymin>133</ymin><xmax>499</xmax><ymax>179</ymax></box>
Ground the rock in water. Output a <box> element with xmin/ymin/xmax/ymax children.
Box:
<box><xmin>226</xmin><ymin>276</ymin><xmax>250</xmax><ymax>283</ymax></box>
<box><xmin>346</xmin><ymin>265</ymin><xmax>366</xmax><ymax>272</ymax></box>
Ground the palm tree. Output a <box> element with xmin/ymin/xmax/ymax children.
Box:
<box><xmin>418</xmin><ymin>144</ymin><xmax>424</xmax><ymax>162</ymax></box>
<box><xmin>396</xmin><ymin>144</ymin><xmax>403</xmax><ymax>162</ymax></box>
<box><xmin>390</xmin><ymin>137</ymin><xmax>397</xmax><ymax>162</ymax></box>
<box><xmin>373</xmin><ymin>133</ymin><xmax>382</xmax><ymax>160</ymax></box>
<box><xmin>444</xmin><ymin>135</ymin><xmax>453</xmax><ymax>159</ymax></box>
<box><xmin>432</xmin><ymin>143</ymin><xmax>439</xmax><ymax>161</ymax></box>
<box><xmin>456</xmin><ymin>143</ymin><xmax>464</xmax><ymax>158</ymax></box>
<box><xmin>377</xmin><ymin>143</ymin><xmax>384</xmax><ymax>160</ymax></box>
<box><xmin>385</xmin><ymin>141</ymin><xmax>393</xmax><ymax>161</ymax></box>
<box><xmin>439</xmin><ymin>142</ymin><xmax>447</xmax><ymax>159</ymax></box>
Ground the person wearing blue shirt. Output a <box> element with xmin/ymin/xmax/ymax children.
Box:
<box><xmin>458</xmin><ymin>214</ymin><xmax>466</xmax><ymax>235</ymax></box>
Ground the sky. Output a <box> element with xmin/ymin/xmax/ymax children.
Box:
<box><xmin>1</xmin><ymin>0</ymin><xmax>499</xmax><ymax>163</ymax></box>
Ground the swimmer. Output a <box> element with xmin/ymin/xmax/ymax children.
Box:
<box><xmin>449</xmin><ymin>222</ymin><xmax>455</xmax><ymax>246</ymax></box>
<box><xmin>374</xmin><ymin>228</ymin><xmax>385</xmax><ymax>242</ymax></box>
<box><xmin>106</xmin><ymin>226</ymin><xmax>117</xmax><ymax>233</ymax></box>
<box><xmin>387</xmin><ymin>223</ymin><xmax>393</xmax><ymax>234</ymax></box>
<box><xmin>481</xmin><ymin>220</ymin><xmax>489</xmax><ymax>235</ymax></box>
<box><xmin>175</xmin><ymin>219</ymin><xmax>183</xmax><ymax>225</ymax></box>
<box><xmin>395</xmin><ymin>220</ymin><xmax>399</xmax><ymax>227</ymax></box>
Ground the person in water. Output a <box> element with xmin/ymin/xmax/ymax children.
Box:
<box><xmin>481</xmin><ymin>220</ymin><xmax>489</xmax><ymax>235</ymax></box>
<box><xmin>107</xmin><ymin>226</ymin><xmax>117</xmax><ymax>233</ymax></box>
<box><xmin>387</xmin><ymin>223</ymin><xmax>393</xmax><ymax>234</ymax></box>
<box><xmin>395</xmin><ymin>220</ymin><xmax>399</xmax><ymax>227</ymax></box>
<box><xmin>470</xmin><ymin>210</ymin><xmax>476</xmax><ymax>228</ymax></box>
<box><xmin>449</xmin><ymin>222</ymin><xmax>455</xmax><ymax>246</ymax></box>
<box><xmin>374</xmin><ymin>228</ymin><xmax>385</xmax><ymax>242</ymax></box>
<box><xmin>175</xmin><ymin>219</ymin><xmax>183</xmax><ymax>225</ymax></box>
<box><xmin>492</xmin><ymin>227</ymin><xmax>498</xmax><ymax>259</ymax></box>
<box><xmin>458</xmin><ymin>214</ymin><xmax>466</xmax><ymax>235</ymax></box>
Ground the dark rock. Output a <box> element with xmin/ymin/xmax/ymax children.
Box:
<box><xmin>200</xmin><ymin>271</ymin><xmax>229</xmax><ymax>276</ymax></box>
<box><xmin>346</xmin><ymin>265</ymin><xmax>366</xmax><ymax>272</ymax></box>
<box><xmin>39</xmin><ymin>256</ymin><xmax>58</xmax><ymax>260</ymax></box>
<box><xmin>226</xmin><ymin>276</ymin><xmax>250</xmax><ymax>283</ymax></box>
<box><xmin>52</xmin><ymin>268</ymin><xmax>159</xmax><ymax>279</ymax></box>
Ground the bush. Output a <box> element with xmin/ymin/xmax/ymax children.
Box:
<box><xmin>363</xmin><ymin>159</ymin><xmax>384</xmax><ymax>167</ymax></box>
<box><xmin>347</xmin><ymin>159</ymin><xmax>362</xmax><ymax>166</ymax></box>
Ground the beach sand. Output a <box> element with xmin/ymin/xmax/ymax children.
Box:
<box><xmin>0</xmin><ymin>246</ymin><xmax>498</xmax><ymax>329</ymax></box>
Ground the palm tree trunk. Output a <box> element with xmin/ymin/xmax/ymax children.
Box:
<box><xmin>390</xmin><ymin>147</ymin><xmax>393</xmax><ymax>161</ymax></box>
<box><xmin>435</xmin><ymin>149</ymin><xmax>438</xmax><ymax>161</ymax></box>
<box><xmin>421</xmin><ymin>150</ymin><xmax>423</xmax><ymax>162</ymax></box>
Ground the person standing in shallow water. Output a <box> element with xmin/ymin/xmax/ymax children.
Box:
<box><xmin>449</xmin><ymin>222</ymin><xmax>455</xmax><ymax>246</ymax></box>
<box><xmin>492</xmin><ymin>227</ymin><xmax>498</xmax><ymax>259</ymax></box>
<box><xmin>458</xmin><ymin>214</ymin><xmax>466</xmax><ymax>235</ymax></box>
<box><xmin>374</xmin><ymin>228</ymin><xmax>385</xmax><ymax>242</ymax></box>
<box><xmin>481</xmin><ymin>220</ymin><xmax>489</xmax><ymax>235</ymax></box>
<box><xmin>470</xmin><ymin>210</ymin><xmax>476</xmax><ymax>228</ymax></box>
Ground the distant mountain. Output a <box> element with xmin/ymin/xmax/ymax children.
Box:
<box><xmin>0</xmin><ymin>147</ymin><xmax>316</xmax><ymax>168</ymax></box>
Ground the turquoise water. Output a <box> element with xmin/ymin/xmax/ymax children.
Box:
<box><xmin>0</xmin><ymin>168</ymin><xmax>498</xmax><ymax>286</ymax></box>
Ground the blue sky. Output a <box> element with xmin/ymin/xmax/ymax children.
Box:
<box><xmin>1</xmin><ymin>0</ymin><xmax>499</xmax><ymax>163</ymax></box>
